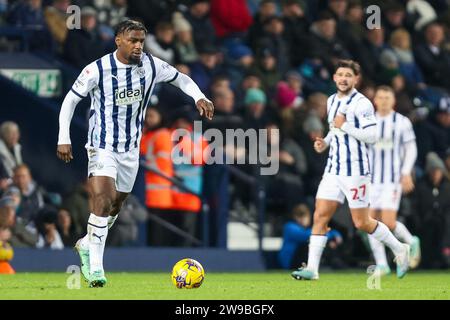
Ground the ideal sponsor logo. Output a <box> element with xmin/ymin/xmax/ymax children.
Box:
<box><xmin>115</xmin><ymin>86</ymin><xmax>143</xmax><ymax>105</ymax></box>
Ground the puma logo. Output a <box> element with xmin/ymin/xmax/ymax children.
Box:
<box><xmin>92</xmin><ymin>233</ymin><xmax>104</xmax><ymax>242</ymax></box>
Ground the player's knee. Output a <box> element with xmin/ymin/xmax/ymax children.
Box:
<box><xmin>383</xmin><ymin>219</ymin><xmax>396</xmax><ymax>231</ymax></box>
<box><xmin>353</xmin><ymin>219</ymin><xmax>371</xmax><ymax>232</ymax></box>
<box><xmin>92</xmin><ymin>193</ymin><xmax>114</xmax><ymax>215</ymax></box>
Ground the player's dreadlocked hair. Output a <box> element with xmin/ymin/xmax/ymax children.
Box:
<box><xmin>115</xmin><ymin>20</ymin><xmax>148</xmax><ymax>37</ymax></box>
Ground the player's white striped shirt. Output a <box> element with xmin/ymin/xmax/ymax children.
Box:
<box><xmin>71</xmin><ymin>50</ymin><xmax>179</xmax><ymax>152</ymax></box>
<box><xmin>324</xmin><ymin>89</ymin><xmax>377</xmax><ymax>177</ymax></box>
<box><xmin>368</xmin><ymin>111</ymin><xmax>416</xmax><ymax>184</ymax></box>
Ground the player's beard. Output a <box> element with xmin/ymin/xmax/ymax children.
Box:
<box><xmin>337</xmin><ymin>84</ymin><xmax>354</xmax><ymax>95</ymax></box>
<box><xmin>128</xmin><ymin>55</ymin><xmax>141</xmax><ymax>65</ymax></box>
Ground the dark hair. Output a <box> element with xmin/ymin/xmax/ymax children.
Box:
<box><xmin>115</xmin><ymin>20</ymin><xmax>148</xmax><ymax>37</ymax></box>
<box><xmin>291</xmin><ymin>204</ymin><xmax>310</xmax><ymax>219</ymax></box>
<box><xmin>375</xmin><ymin>85</ymin><xmax>395</xmax><ymax>95</ymax></box>
<box><xmin>335</xmin><ymin>59</ymin><xmax>361</xmax><ymax>76</ymax></box>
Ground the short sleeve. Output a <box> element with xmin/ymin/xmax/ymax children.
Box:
<box><xmin>152</xmin><ymin>55</ymin><xmax>179</xmax><ymax>84</ymax></box>
<box><xmin>401</xmin><ymin>117</ymin><xmax>416</xmax><ymax>143</ymax></box>
<box><xmin>71</xmin><ymin>63</ymin><xmax>99</xmax><ymax>98</ymax></box>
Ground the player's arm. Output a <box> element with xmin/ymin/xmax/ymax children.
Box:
<box><xmin>57</xmin><ymin>64</ymin><xmax>98</xmax><ymax>163</ymax></box>
<box><xmin>57</xmin><ymin>91</ymin><xmax>83</xmax><ymax>162</ymax></box>
<box><xmin>400</xmin><ymin>119</ymin><xmax>417</xmax><ymax>193</ymax></box>
<box><xmin>337</xmin><ymin>101</ymin><xmax>377</xmax><ymax>144</ymax></box>
<box><xmin>170</xmin><ymin>73</ymin><xmax>214</xmax><ymax>120</ymax></box>
<box><xmin>314</xmin><ymin>131</ymin><xmax>332</xmax><ymax>153</ymax></box>
<box><xmin>153</xmin><ymin>56</ymin><xmax>214</xmax><ymax>120</ymax></box>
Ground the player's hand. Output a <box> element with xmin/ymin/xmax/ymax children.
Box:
<box><xmin>333</xmin><ymin>113</ymin><xmax>346</xmax><ymax>129</ymax></box>
<box><xmin>401</xmin><ymin>174</ymin><xmax>415</xmax><ymax>194</ymax></box>
<box><xmin>314</xmin><ymin>137</ymin><xmax>328</xmax><ymax>153</ymax></box>
<box><xmin>57</xmin><ymin>144</ymin><xmax>73</xmax><ymax>163</ymax></box>
<box><xmin>196</xmin><ymin>98</ymin><xmax>214</xmax><ymax>120</ymax></box>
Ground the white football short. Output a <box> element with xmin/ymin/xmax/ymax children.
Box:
<box><xmin>316</xmin><ymin>173</ymin><xmax>371</xmax><ymax>209</ymax></box>
<box><xmin>369</xmin><ymin>183</ymin><xmax>402</xmax><ymax>211</ymax></box>
<box><xmin>86</xmin><ymin>147</ymin><xmax>140</xmax><ymax>193</ymax></box>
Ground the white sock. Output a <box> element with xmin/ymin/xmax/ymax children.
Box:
<box><xmin>79</xmin><ymin>234</ymin><xmax>89</xmax><ymax>251</ymax></box>
<box><xmin>107</xmin><ymin>215</ymin><xmax>118</xmax><ymax>229</ymax></box>
<box><xmin>368</xmin><ymin>234</ymin><xmax>388</xmax><ymax>266</ymax></box>
<box><xmin>87</xmin><ymin>213</ymin><xmax>108</xmax><ymax>274</ymax></box>
<box><xmin>370</xmin><ymin>222</ymin><xmax>404</xmax><ymax>256</ymax></box>
<box><xmin>307</xmin><ymin>235</ymin><xmax>327</xmax><ymax>274</ymax></box>
<box><xmin>393</xmin><ymin>221</ymin><xmax>413</xmax><ymax>244</ymax></box>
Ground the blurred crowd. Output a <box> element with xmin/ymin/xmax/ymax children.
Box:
<box><xmin>1</xmin><ymin>0</ymin><xmax>450</xmax><ymax>268</ymax></box>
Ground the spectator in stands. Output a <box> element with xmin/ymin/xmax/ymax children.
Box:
<box><xmin>382</xmin><ymin>28</ymin><xmax>426</xmax><ymax>93</ymax></box>
<box><xmin>95</xmin><ymin>0</ymin><xmax>128</xmax><ymax>31</ymax></box>
<box><xmin>406</xmin><ymin>0</ymin><xmax>437</xmax><ymax>32</ymax></box>
<box><xmin>243</xmin><ymin>88</ymin><xmax>270</xmax><ymax>130</ymax></box>
<box><xmin>249</xmin><ymin>46</ymin><xmax>281</xmax><ymax>93</ymax></box>
<box><xmin>35</xmin><ymin>205</ymin><xmax>64</xmax><ymax>249</ymax></box>
<box><xmin>280</xmin><ymin>0</ymin><xmax>309</xmax><ymax>67</ymax></box>
<box><xmin>189</xmin><ymin>44</ymin><xmax>220</xmax><ymax>94</ymax></box>
<box><xmin>183</xmin><ymin>0</ymin><xmax>215</xmax><ymax>49</ymax></box>
<box><xmin>263</xmin><ymin>122</ymin><xmax>307</xmax><ymax>213</ymax></box>
<box><xmin>145</xmin><ymin>21</ymin><xmax>178</xmax><ymax>65</ymax></box>
<box><xmin>7</xmin><ymin>0</ymin><xmax>54</xmax><ymax>52</ymax></box>
<box><xmin>0</xmin><ymin>121</ymin><xmax>22</xmax><ymax>179</ymax></box>
<box><xmin>338</xmin><ymin>1</ymin><xmax>365</xmax><ymax>57</ymax></box>
<box><xmin>0</xmin><ymin>162</ymin><xmax>10</xmax><ymax>197</ymax></box>
<box><xmin>44</xmin><ymin>0</ymin><xmax>71</xmax><ymax>46</ymax></box>
<box><xmin>210</xmin><ymin>0</ymin><xmax>253</xmax><ymax>40</ymax></box>
<box><xmin>247</xmin><ymin>0</ymin><xmax>277</xmax><ymax>50</ymax></box>
<box><xmin>107</xmin><ymin>194</ymin><xmax>147</xmax><ymax>246</ymax></box>
<box><xmin>298</xmin><ymin>57</ymin><xmax>334</xmax><ymax>95</ymax></box>
<box><xmin>307</xmin><ymin>11</ymin><xmax>351</xmax><ymax>74</ymax></box>
<box><xmin>172</xmin><ymin>11</ymin><xmax>198</xmax><ymax>65</ymax></box>
<box><xmin>356</xmin><ymin>26</ymin><xmax>387</xmax><ymax>82</ymax></box>
<box><xmin>63</xmin><ymin>6</ymin><xmax>106</xmax><ymax>69</ymax></box>
<box><xmin>411</xmin><ymin>152</ymin><xmax>450</xmax><ymax>268</ymax></box>
<box><xmin>254</xmin><ymin>16</ymin><xmax>290</xmax><ymax>74</ymax></box>
<box><xmin>278</xmin><ymin>204</ymin><xmax>342</xmax><ymax>269</ymax></box>
<box><xmin>224</xmin><ymin>42</ymin><xmax>254</xmax><ymax>89</ymax></box>
<box><xmin>12</xmin><ymin>164</ymin><xmax>48</xmax><ymax>224</ymax></box>
<box><xmin>382</xmin><ymin>2</ymin><xmax>408</xmax><ymax>40</ymax></box>
<box><xmin>126</xmin><ymin>0</ymin><xmax>170</xmax><ymax>31</ymax></box>
<box><xmin>56</xmin><ymin>208</ymin><xmax>78</xmax><ymax>247</ymax></box>
<box><xmin>60</xmin><ymin>179</ymin><xmax>90</xmax><ymax>240</ymax></box>
<box><xmin>170</xmin><ymin>109</ymin><xmax>209</xmax><ymax>247</ymax></box>
<box><xmin>140</xmin><ymin>106</ymin><xmax>174</xmax><ymax>246</ymax></box>
<box><xmin>414</xmin><ymin>22</ymin><xmax>450</xmax><ymax>90</ymax></box>
<box><xmin>0</xmin><ymin>196</ymin><xmax>39</xmax><ymax>248</ymax></box>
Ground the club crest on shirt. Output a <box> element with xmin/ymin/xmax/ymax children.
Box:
<box><xmin>137</xmin><ymin>67</ymin><xmax>145</xmax><ymax>78</ymax></box>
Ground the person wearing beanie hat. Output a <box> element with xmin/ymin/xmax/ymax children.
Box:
<box><xmin>276</xmin><ymin>81</ymin><xmax>303</xmax><ymax>109</ymax></box>
<box><xmin>244</xmin><ymin>88</ymin><xmax>266</xmax><ymax>106</ymax></box>
<box><xmin>173</xmin><ymin>12</ymin><xmax>198</xmax><ymax>64</ymax></box>
<box><xmin>425</xmin><ymin>152</ymin><xmax>448</xmax><ymax>175</ymax></box>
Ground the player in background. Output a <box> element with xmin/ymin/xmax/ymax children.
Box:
<box><xmin>292</xmin><ymin>60</ymin><xmax>410</xmax><ymax>281</ymax></box>
<box><xmin>56</xmin><ymin>20</ymin><xmax>214</xmax><ymax>287</ymax></box>
<box><xmin>367</xmin><ymin>86</ymin><xmax>421</xmax><ymax>275</ymax></box>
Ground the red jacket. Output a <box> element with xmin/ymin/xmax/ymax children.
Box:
<box><xmin>210</xmin><ymin>0</ymin><xmax>253</xmax><ymax>38</ymax></box>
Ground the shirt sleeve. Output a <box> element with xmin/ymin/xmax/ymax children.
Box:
<box><xmin>152</xmin><ymin>55</ymin><xmax>180</xmax><ymax>84</ymax></box>
<box><xmin>341</xmin><ymin>98</ymin><xmax>377</xmax><ymax>144</ymax></box>
<box><xmin>401</xmin><ymin>117</ymin><xmax>416</xmax><ymax>143</ymax></box>
<box><xmin>70</xmin><ymin>63</ymin><xmax>99</xmax><ymax>98</ymax></box>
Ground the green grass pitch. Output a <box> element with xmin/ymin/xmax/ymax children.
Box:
<box><xmin>0</xmin><ymin>271</ymin><xmax>449</xmax><ymax>300</ymax></box>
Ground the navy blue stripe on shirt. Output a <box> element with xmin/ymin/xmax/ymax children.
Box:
<box><xmin>346</xmin><ymin>92</ymin><xmax>358</xmax><ymax>105</ymax></box>
<box><xmin>391</xmin><ymin>112</ymin><xmax>397</xmax><ymax>183</ymax></box>
<box><xmin>135</xmin><ymin>76</ymin><xmax>146</xmax><ymax>149</ymax></box>
<box><xmin>335</xmin><ymin>135</ymin><xmax>340</xmax><ymax>175</ymax></box>
<box><xmin>380</xmin><ymin>119</ymin><xmax>385</xmax><ymax>183</ymax></box>
<box><xmin>96</xmin><ymin>59</ymin><xmax>106</xmax><ymax>149</ymax></box>
<box><xmin>344</xmin><ymin>134</ymin><xmax>351</xmax><ymax>176</ymax></box>
<box><xmin>71</xmin><ymin>88</ymin><xmax>85</xmax><ymax>99</ymax></box>
<box><xmin>354</xmin><ymin>117</ymin><xmax>364</xmax><ymax>175</ymax></box>
<box><xmin>362</xmin><ymin>123</ymin><xmax>376</xmax><ymax>129</ymax></box>
<box><xmin>167</xmin><ymin>71</ymin><xmax>179</xmax><ymax>83</ymax></box>
<box><xmin>331</xmin><ymin>94</ymin><xmax>336</xmax><ymax>106</ymax></box>
<box><xmin>124</xmin><ymin>67</ymin><xmax>133</xmax><ymax>152</ymax></box>
<box><xmin>109</xmin><ymin>54</ymin><xmax>119</xmax><ymax>152</ymax></box>
<box><xmin>333</xmin><ymin>101</ymin><xmax>342</xmax><ymax>119</ymax></box>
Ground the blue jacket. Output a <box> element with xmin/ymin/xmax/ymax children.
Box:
<box><xmin>278</xmin><ymin>221</ymin><xmax>342</xmax><ymax>269</ymax></box>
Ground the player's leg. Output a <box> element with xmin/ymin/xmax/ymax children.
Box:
<box><xmin>86</xmin><ymin>175</ymin><xmax>117</xmax><ymax>287</ymax></box>
<box><xmin>107</xmin><ymin>191</ymin><xmax>129</xmax><ymax>229</ymax></box>
<box><xmin>345</xmin><ymin>177</ymin><xmax>410</xmax><ymax>278</ymax></box>
<box><xmin>292</xmin><ymin>174</ymin><xmax>343</xmax><ymax>280</ymax></box>
<box><xmin>367</xmin><ymin>209</ymin><xmax>390</xmax><ymax>275</ymax></box>
<box><xmin>381</xmin><ymin>210</ymin><xmax>421</xmax><ymax>269</ymax></box>
<box><xmin>292</xmin><ymin>199</ymin><xmax>339</xmax><ymax>280</ymax></box>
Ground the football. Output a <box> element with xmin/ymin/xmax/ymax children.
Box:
<box><xmin>171</xmin><ymin>258</ymin><xmax>205</xmax><ymax>289</ymax></box>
